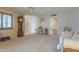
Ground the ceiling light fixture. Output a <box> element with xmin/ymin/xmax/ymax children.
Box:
<box><xmin>28</xmin><ymin>7</ymin><xmax>34</xmax><ymax>14</ymax></box>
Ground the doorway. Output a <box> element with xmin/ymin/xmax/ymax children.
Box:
<box><xmin>50</xmin><ymin>15</ymin><xmax>57</xmax><ymax>36</ymax></box>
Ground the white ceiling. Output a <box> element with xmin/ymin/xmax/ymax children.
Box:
<box><xmin>5</xmin><ymin>7</ymin><xmax>73</xmax><ymax>18</ymax></box>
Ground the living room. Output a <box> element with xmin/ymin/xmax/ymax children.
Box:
<box><xmin>0</xmin><ymin>7</ymin><xmax>79</xmax><ymax>52</ymax></box>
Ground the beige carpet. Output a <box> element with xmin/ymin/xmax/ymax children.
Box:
<box><xmin>0</xmin><ymin>34</ymin><xmax>59</xmax><ymax>52</ymax></box>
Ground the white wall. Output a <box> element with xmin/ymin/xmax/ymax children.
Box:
<box><xmin>59</xmin><ymin>8</ymin><xmax>79</xmax><ymax>33</ymax></box>
<box><xmin>41</xmin><ymin>11</ymin><xmax>73</xmax><ymax>36</ymax></box>
<box><xmin>30</xmin><ymin>16</ymin><xmax>40</xmax><ymax>34</ymax></box>
<box><xmin>71</xmin><ymin>8</ymin><xmax>79</xmax><ymax>32</ymax></box>
<box><xmin>24</xmin><ymin>15</ymin><xmax>40</xmax><ymax>34</ymax></box>
<box><xmin>25</xmin><ymin>8</ymin><xmax>79</xmax><ymax>36</ymax></box>
<box><xmin>57</xmin><ymin>11</ymin><xmax>73</xmax><ymax>36</ymax></box>
<box><xmin>57</xmin><ymin>8</ymin><xmax>79</xmax><ymax>36</ymax></box>
<box><xmin>0</xmin><ymin>8</ymin><xmax>20</xmax><ymax>39</ymax></box>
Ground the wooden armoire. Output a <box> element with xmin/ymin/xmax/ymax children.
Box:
<box><xmin>17</xmin><ymin>16</ymin><xmax>24</xmax><ymax>37</ymax></box>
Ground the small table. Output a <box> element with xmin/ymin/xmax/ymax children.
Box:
<box><xmin>0</xmin><ymin>36</ymin><xmax>10</xmax><ymax>42</ymax></box>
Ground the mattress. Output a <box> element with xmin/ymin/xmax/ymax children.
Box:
<box><xmin>63</xmin><ymin>38</ymin><xmax>79</xmax><ymax>50</ymax></box>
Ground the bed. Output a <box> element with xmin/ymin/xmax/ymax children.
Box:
<box><xmin>58</xmin><ymin>31</ymin><xmax>79</xmax><ymax>52</ymax></box>
<box><xmin>63</xmin><ymin>38</ymin><xmax>79</xmax><ymax>52</ymax></box>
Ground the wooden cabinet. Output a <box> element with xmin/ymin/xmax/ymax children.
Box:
<box><xmin>17</xmin><ymin>16</ymin><xmax>24</xmax><ymax>37</ymax></box>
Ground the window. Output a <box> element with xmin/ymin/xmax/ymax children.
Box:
<box><xmin>0</xmin><ymin>12</ymin><xmax>13</xmax><ymax>29</ymax></box>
